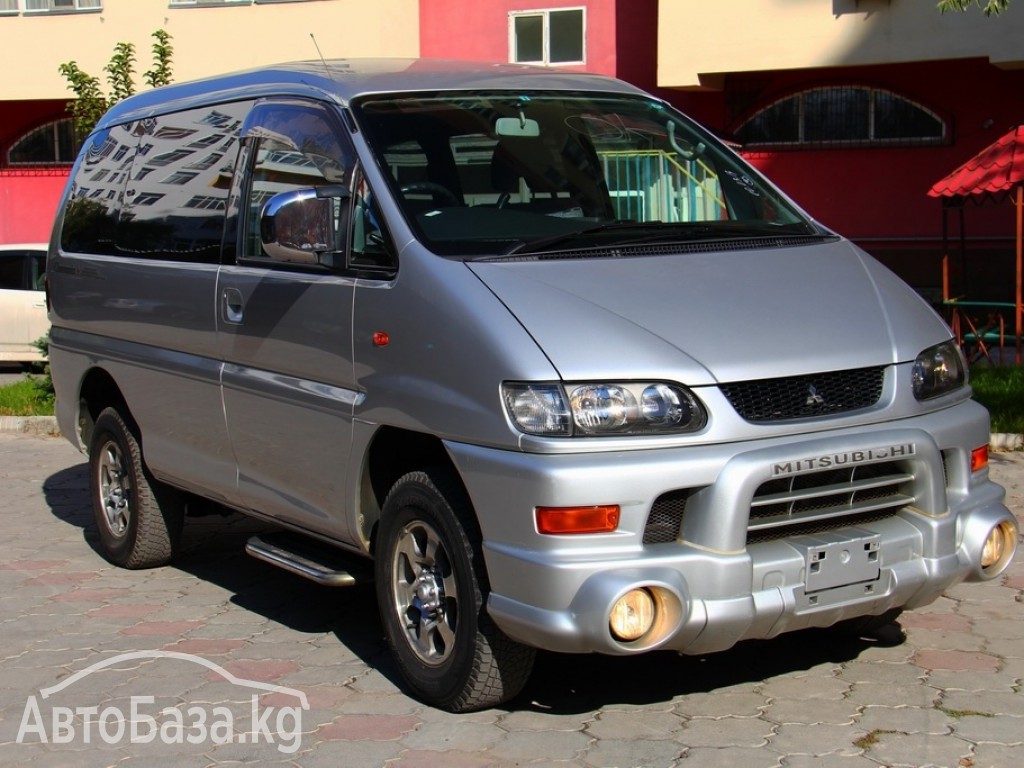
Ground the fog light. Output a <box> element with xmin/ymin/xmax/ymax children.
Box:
<box><xmin>981</xmin><ymin>521</ymin><xmax>1016</xmax><ymax>572</ymax></box>
<box><xmin>609</xmin><ymin>588</ymin><xmax>655</xmax><ymax>642</ymax></box>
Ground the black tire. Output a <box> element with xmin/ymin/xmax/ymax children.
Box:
<box><xmin>89</xmin><ymin>407</ymin><xmax>184</xmax><ymax>569</ymax></box>
<box><xmin>375</xmin><ymin>469</ymin><xmax>535</xmax><ymax>711</ymax></box>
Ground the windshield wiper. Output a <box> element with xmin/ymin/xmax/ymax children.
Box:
<box><xmin>485</xmin><ymin>221</ymin><xmax>817</xmax><ymax>258</ymax></box>
<box><xmin>492</xmin><ymin>222</ymin><xmax>680</xmax><ymax>257</ymax></box>
<box><xmin>602</xmin><ymin>222</ymin><xmax>822</xmax><ymax>248</ymax></box>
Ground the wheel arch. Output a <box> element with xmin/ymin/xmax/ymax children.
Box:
<box><xmin>358</xmin><ymin>426</ymin><xmax>469</xmax><ymax>553</ymax></box>
<box><xmin>76</xmin><ymin>367</ymin><xmax>133</xmax><ymax>451</ymax></box>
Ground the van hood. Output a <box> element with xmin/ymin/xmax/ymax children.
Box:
<box><xmin>467</xmin><ymin>239</ymin><xmax>951</xmax><ymax>386</ymax></box>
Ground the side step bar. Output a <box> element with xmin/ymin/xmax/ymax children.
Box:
<box><xmin>245</xmin><ymin>532</ymin><xmax>371</xmax><ymax>587</ymax></box>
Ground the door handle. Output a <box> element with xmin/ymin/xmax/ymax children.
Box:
<box><xmin>222</xmin><ymin>287</ymin><xmax>245</xmax><ymax>324</ymax></box>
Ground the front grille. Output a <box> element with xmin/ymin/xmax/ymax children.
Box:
<box><xmin>746</xmin><ymin>509</ymin><xmax>899</xmax><ymax>545</ymax></box>
<box><xmin>747</xmin><ymin>460</ymin><xmax>913</xmax><ymax>544</ymax></box>
<box><xmin>643</xmin><ymin>460</ymin><xmax>915</xmax><ymax>547</ymax></box>
<box><xmin>720</xmin><ymin>366</ymin><xmax>885</xmax><ymax>422</ymax></box>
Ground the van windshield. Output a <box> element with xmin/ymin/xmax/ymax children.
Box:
<box><xmin>352</xmin><ymin>92</ymin><xmax>820</xmax><ymax>257</ymax></box>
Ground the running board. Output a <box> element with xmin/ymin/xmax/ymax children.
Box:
<box><xmin>245</xmin><ymin>533</ymin><xmax>371</xmax><ymax>587</ymax></box>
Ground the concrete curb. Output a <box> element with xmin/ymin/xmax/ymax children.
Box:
<box><xmin>991</xmin><ymin>432</ymin><xmax>1024</xmax><ymax>452</ymax></box>
<box><xmin>0</xmin><ymin>415</ymin><xmax>62</xmax><ymax>437</ymax></box>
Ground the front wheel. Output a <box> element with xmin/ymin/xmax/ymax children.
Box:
<box><xmin>89</xmin><ymin>407</ymin><xmax>184</xmax><ymax>569</ymax></box>
<box><xmin>375</xmin><ymin>469</ymin><xmax>535</xmax><ymax>711</ymax></box>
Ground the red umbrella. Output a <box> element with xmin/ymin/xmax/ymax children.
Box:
<box><xmin>929</xmin><ymin>125</ymin><xmax>1024</xmax><ymax>364</ymax></box>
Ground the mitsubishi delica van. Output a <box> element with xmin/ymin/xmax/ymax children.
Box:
<box><xmin>46</xmin><ymin>59</ymin><xmax>1017</xmax><ymax>711</ymax></box>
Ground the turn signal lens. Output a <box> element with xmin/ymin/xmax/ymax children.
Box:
<box><xmin>609</xmin><ymin>589</ymin><xmax>655</xmax><ymax>641</ymax></box>
<box><xmin>971</xmin><ymin>445</ymin><xmax>989</xmax><ymax>473</ymax></box>
<box><xmin>536</xmin><ymin>505</ymin><xmax>620</xmax><ymax>535</ymax></box>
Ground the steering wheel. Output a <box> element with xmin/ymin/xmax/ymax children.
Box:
<box><xmin>399</xmin><ymin>182</ymin><xmax>460</xmax><ymax>207</ymax></box>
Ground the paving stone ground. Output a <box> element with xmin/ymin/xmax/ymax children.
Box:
<box><xmin>0</xmin><ymin>432</ymin><xmax>1021</xmax><ymax>768</ymax></box>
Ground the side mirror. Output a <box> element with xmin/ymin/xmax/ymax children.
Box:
<box><xmin>260</xmin><ymin>186</ymin><xmax>350</xmax><ymax>266</ymax></box>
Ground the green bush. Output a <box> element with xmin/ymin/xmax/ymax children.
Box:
<box><xmin>0</xmin><ymin>379</ymin><xmax>54</xmax><ymax>417</ymax></box>
<box><xmin>0</xmin><ymin>334</ymin><xmax>54</xmax><ymax>417</ymax></box>
<box><xmin>971</xmin><ymin>365</ymin><xmax>1024</xmax><ymax>434</ymax></box>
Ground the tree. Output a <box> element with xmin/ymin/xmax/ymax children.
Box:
<box><xmin>59</xmin><ymin>30</ymin><xmax>174</xmax><ymax>143</ymax></box>
<box><xmin>937</xmin><ymin>0</ymin><xmax>1011</xmax><ymax>14</ymax></box>
<box><xmin>145</xmin><ymin>30</ymin><xmax>174</xmax><ymax>89</ymax></box>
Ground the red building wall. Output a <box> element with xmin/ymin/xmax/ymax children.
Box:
<box><xmin>0</xmin><ymin>170</ymin><xmax>68</xmax><ymax>244</ymax></box>
<box><xmin>419</xmin><ymin>0</ymin><xmax>642</xmax><ymax>81</ymax></box>
<box><xmin>0</xmin><ymin>100</ymin><xmax>70</xmax><ymax>244</ymax></box>
<box><xmin>727</xmin><ymin>59</ymin><xmax>1024</xmax><ymax>241</ymax></box>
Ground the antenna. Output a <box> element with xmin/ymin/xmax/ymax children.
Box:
<box><xmin>310</xmin><ymin>33</ymin><xmax>331</xmax><ymax>78</ymax></box>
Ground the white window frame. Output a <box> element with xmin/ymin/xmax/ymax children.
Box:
<box><xmin>0</xmin><ymin>0</ymin><xmax>19</xmax><ymax>15</ymax></box>
<box><xmin>169</xmin><ymin>0</ymin><xmax>251</xmax><ymax>7</ymax></box>
<box><xmin>23</xmin><ymin>0</ymin><xmax>102</xmax><ymax>12</ymax></box>
<box><xmin>509</xmin><ymin>7</ymin><xmax>586</xmax><ymax>66</ymax></box>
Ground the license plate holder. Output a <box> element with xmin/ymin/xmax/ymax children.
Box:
<box><xmin>793</xmin><ymin>529</ymin><xmax>881</xmax><ymax>593</ymax></box>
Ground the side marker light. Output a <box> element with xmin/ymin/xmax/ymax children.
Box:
<box><xmin>536</xmin><ymin>505</ymin><xmax>620</xmax><ymax>535</ymax></box>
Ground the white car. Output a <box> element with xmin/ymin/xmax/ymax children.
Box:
<box><xmin>0</xmin><ymin>243</ymin><xmax>48</xmax><ymax>363</ymax></box>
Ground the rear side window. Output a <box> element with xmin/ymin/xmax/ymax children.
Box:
<box><xmin>117</xmin><ymin>103</ymin><xmax>250</xmax><ymax>262</ymax></box>
<box><xmin>60</xmin><ymin>101</ymin><xmax>252</xmax><ymax>262</ymax></box>
<box><xmin>59</xmin><ymin>125</ymin><xmax>133</xmax><ymax>256</ymax></box>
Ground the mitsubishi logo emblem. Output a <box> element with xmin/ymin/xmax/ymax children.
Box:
<box><xmin>805</xmin><ymin>384</ymin><xmax>826</xmax><ymax>407</ymax></box>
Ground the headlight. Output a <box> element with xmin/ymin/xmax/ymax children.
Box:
<box><xmin>503</xmin><ymin>381</ymin><xmax>706</xmax><ymax>436</ymax></box>
<box><xmin>912</xmin><ymin>341</ymin><xmax>966</xmax><ymax>401</ymax></box>
<box><xmin>503</xmin><ymin>383</ymin><xmax>571</xmax><ymax>435</ymax></box>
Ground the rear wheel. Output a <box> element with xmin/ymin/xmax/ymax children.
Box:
<box><xmin>89</xmin><ymin>407</ymin><xmax>184</xmax><ymax>569</ymax></box>
<box><xmin>375</xmin><ymin>469</ymin><xmax>535</xmax><ymax>711</ymax></box>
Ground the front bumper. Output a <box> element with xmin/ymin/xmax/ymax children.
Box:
<box><xmin>447</xmin><ymin>400</ymin><xmax>1017</xmax><ymax>655</ymax></box>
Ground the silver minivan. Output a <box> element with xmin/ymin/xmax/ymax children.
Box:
<box><xmin>46</xmin><ymin>59</ymin><xmax>1017</xmax><ymax>711</ymax></box>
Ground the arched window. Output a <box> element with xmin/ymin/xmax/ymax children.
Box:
<box><xmin>6</xmin><ymin>118</ymin><xmax>77</xmax><ymax>166</ymax></box>
<box><xmin>735</xmin><ymin>87</ymin><xmax>945</xmax><ymax>148</ymax></box>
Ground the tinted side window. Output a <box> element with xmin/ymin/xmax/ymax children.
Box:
<box><xmin>60</xmin><ymin>124</ymin><xmax>136</xmax><ymax>255</ymax></box>
<box><xmin>116</xmin><ymin>102</ymin><xmax>251</xmax><ymax>262</ymax></box>
<box><xmin>0</xmin><ymin>254</ymin><xmax>24</xmax><ymax>290</ymax></box>
<box><xmin>0</xmin><ymin>251</ymin><xmax>46</xmax><ymax>291</ymax></box>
